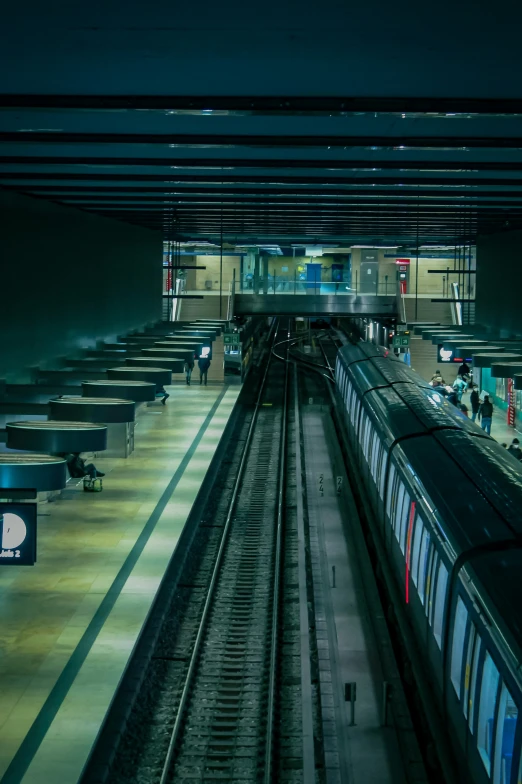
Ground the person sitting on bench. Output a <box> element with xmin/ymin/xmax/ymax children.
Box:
<box><xmin>59</xmin><ymin>453</ymin><xmax>105</xmax><ymax>479</ymax></box>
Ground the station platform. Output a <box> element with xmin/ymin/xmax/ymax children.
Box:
<box><xmin>0</xmin><ymin>384</ymin><xmax>240</xmax><ymax>784</ymax></box>
<box><xmin>459</xmin><ymin>389</ymin><xmax>521</xmax><ymax>445</ymax></box>
<box><xmin>302</xmin><ymin>406</ymin><xmax>412</xmax><ymax>783</ymax></box>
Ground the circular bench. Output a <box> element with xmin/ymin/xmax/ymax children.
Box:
<box><xmin>49</xmin><ymin>397</ymin><xmax>135</xmax><ymax>423</ymax></box>
<box><xmin>6</xmin><ymin>421</ymin><xmax>107</xmax><ymax>453</ymax></box>
<box><xmin>127</xmin><ymin>356</ymin><xmax>184</xmax><ymax>373</ymax></box>
<box><xmin>0</xmin><ymin>454</ymin><xmax>67</xmax><ymax>491</ymax></box>
<box><xmin>107</xmin><ymin>366</ymin><xmax>172</xmax><ymax>386</ymax></box>
<box><xmin>82</xmin><ymin>380</ymin><xmax>156</xmax><ymax>402</ymax></box>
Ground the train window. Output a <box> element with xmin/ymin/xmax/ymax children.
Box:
<box><xmin>477</xmin><ymin>652</ymin><xmax>500</xmax><ymax>775</ymax></box>
<box><xmin>369</xmin><ymin>433</ymin><xmax>376</xmax><ymax>474</ymax></box>
<box><xmin>364</xmin><ymin>422</ymin><xmax>373</xmax><ymax>461</ymax></box>
<box><xmin>361</xmin><ymin>414</ymin><xmax>369</xmax><ymax>448</ymax></box>
<box><xmin>492</xmin><ymin>684</ymin><xmax>517</xmax><ymax>784</ymax></box>
<box><xmin>379</xmin><ymin>449</ymin><xmax>387</xmax><ymax>499</ymax></box>
<box><xmin>346</xmin><ymin>384</ymin><xmax>353</xmax><ymax>416</ymax></box>
<box><xmin>426</xmin><ymin>545</ymin><xmax>437</xmax><ymax>622</ymax></box>
<box><xmin>386</xmin><ymin>464</ymin><xmax>397</xmax><ymax>520</ymax></box>
<box><xmin>366</xmin><ymin>428</ymin><xmax>373</xmax><ymax>464</ymax></box>
<box><xmin>417</xmin><ymin>528</ymin><xmax>431</xmax><ymax>605</ymax></box>
<box><xmin>371</xmin><ymin>435</ymin><xmax>381</xmax><ymax>480</ymax></box>
<box><xmin>358</xmin><ymin>413</ymin><xmax>365</xmax><ymax>445</ymax></box>
<box><xmin>399</xmin><ymin>494</ymin><xmax>412</xmax><ymax>554</ymax></box>
<box><xmin>411</xmin><ymin>517</ymin><xmax>423</xmax><ymax>587</ymax></box>
<box><xmin>469</xmin><ymin>635</ymin><xmax>483</xmax><ymax>733</ymax></box>
<box><xmin>361</xmin><ymin>417</ymin><xmax>368</xmax><ymax>452</ymax></box>
<box><xmin>394</xmin><ymin>483</ymin><xmax>406</xmax><ymax>541</ymax></box>
<box><xmin>353</xmin><ymin>399</ymin><xmax>361</xmax><ymax>434</ymax></box>
<box><xmin>398</xmin><ymin>492</ymin><xmax>410</xmax><ymax>553</ymax></box>
<box><xmin>345</xmin><ymin>381</ymin><xmax>352</xmax><ymax>407</ymax></box>
<box><xmin>450</xmin><ymin>598</ymin><xmax>468</xmax><ymax>697</ymax></box>
<box><xmin>432</xmin><ymin>561</ymin><xmax>449</xmax><ymax>648</ymax></box>
<box><xmin>464</xmin><ymin>623</ymin><xmax>478</xmax><ymax>721</ymax></box>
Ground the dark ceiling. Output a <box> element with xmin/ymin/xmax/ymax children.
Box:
<box><xmin>3</xmin><ymin>1</ymin><xmax>522</xmax><ymax>248</ymax></box>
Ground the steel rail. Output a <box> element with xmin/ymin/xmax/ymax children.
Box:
<box><xmin>158</xmin><ymin>321</ymin><xmax>282</xmax><ymax>784</ymax></box>
<box><xmin>263</xmin><ymin>325</ymin><xmax>290</xmax><ymax>782</ymax></box>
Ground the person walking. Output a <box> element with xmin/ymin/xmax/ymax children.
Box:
<box><xmin>184</xmin><ymin>354</ymin><xmax>195</xmax><ymax>385</ymax></box>
<box><xmin>470</xmin><ymin>385</ymin><xmax>480</xmax><ymax>422</ymax></box>
<box><xmin>155</xmin><ymin>384</ymin><xmax>169</xmax><ymax>404</ymax></box>
<box><xmin>453</xmin><ymin>376</ymin><xmax>467</xmax><ymax>403</ymax></box>
<box><xmin>198</xmin><ymin>354</ymin><xmax>211</xmax><ymax>386</ymax></box>
<box><xmin>478</xmin><ymin>394</ymin><xmax>494</xmax><ymax>435</ymax></box>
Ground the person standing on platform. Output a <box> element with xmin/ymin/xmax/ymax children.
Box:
<box><xmin>184</xmin><ymin>354</ymin><xmax>195</xmax><ymax>385</ymax></box>
<box><xmin>431</xmin><ymin>370</ymin><xmax>445</xmax><ymax>387</ymax></box>
<box><xmin>478</xmin><ymin>394</ymin><xmax>494</xmax><ymax>435</ymax></box>
<box><xmin>470</xmin><ymin>385</ymin><xmax>480</xmax><ymax>422</ymax></box>
<box><xmin>457</xmin><ymin>360</ymin><xmax>471</xmax><ymax>380</ymax></box>
<box><xmin>198</xmin><ymin>354</ymin><xmax>211</xmax><ymax>386</ymax></box>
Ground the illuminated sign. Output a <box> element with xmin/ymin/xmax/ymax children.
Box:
<box><xmin>437</xmin><ymin>346</ymin><xmax>473</xmax><ymax>364</ymax></box>
<box><xmin>0</xmin><ymin>503</ymin><xmax>37</xmax><ymax>565</ymax></box>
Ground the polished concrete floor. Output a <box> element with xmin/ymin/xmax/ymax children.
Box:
<box><xmin>460</xmin><ymin>388</ymin><xmax>521</xmax><ymax>445</ymax></box>
<box><xmin>0</xmin><ymin>384</ymin><xmax>240</xmax><ymax>784</ymax></box>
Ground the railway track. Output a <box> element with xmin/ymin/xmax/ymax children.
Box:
<box><xmin>89</xmin><ymin>321</ymin><xmax>318</xmax><ymax>784</ymax></box>
<box><xmin>157</xmin><ymin>325</ymin><xmax>289</xmax><ymax>783</ymax></box>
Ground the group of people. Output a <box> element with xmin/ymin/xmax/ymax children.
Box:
<box><xmin>501</xmin><ymin>438</ymin><xmax>522</xmax><ymax>460</ymax></box>
<box><xmin>155</xmin><ymin>355</ymin><xmax>211</xmax><ymax>401</ymax></box>
<box><xmin>430</xmin><ymin>363</ymin><xmax>494</xmax><ymax>434</ymax></box>
<box><xmin>183</xmin><ymin>354</ymin><xmax>211</xmax><ymax>386</ymax></box>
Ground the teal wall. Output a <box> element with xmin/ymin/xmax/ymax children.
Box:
<box><xmin>476</xmin><ymin>231</ymin><xmax>522</xmax><ymax>338</ymax></box>
<box><xmin>0</xmin><ymin>190</ymin><xmax>162</xmax><ymax>381</ymax></box>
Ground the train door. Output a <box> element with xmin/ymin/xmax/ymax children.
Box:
<box><xmin>360</xmin><ymin>250</ymin><xmax>379</xmax><ymax>293</ymax></box>
<box><xmin>305</xmin><ymin>263</ymin><xmax>322</xmax><ymax>293</ymax></box>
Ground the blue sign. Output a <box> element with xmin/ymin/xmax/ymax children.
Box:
<box><xmin>0</xmin><ymin>503</ymin><xmax>37</xmax><ymax>565</ymax></box>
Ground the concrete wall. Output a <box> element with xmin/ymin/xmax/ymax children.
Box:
<box><xmin>194</xmin><ymin>255</ymin><xmax>241</xmax><ymax>291</ymax></box>
<box><xmin>0</xmin><ymin>190</ymin><xmax>162</xmax><ymax>381</ymax></box>
<box><xmin>476</xmin><ymin>231</ymin><xmax>522</xmax><ymax>338</ymax></box>
<box><xmin>350</xmin><ymin>249</ymin><xmax>473</xmax><ymax>296</ymax></box>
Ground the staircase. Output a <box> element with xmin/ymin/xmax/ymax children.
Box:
<box><xmin>404</xmin><ymin>298</ymin><xmax>453</xmax><ymax>324</ymax></box>
<box><xmin>179</xmin><ymin>295</ymin><xmax>229</xmax><ymax>321</ymax></box>
<box><xmin>175</xmin><ymin>297</ymin><xmax>226</xmax><ymax>383</ymax></box>
<box><xmin>405</xmin><ymin>298</ymin><xmax>458</xmax><ymax>384</ymax></box>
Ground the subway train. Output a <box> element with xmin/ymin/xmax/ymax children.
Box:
<box><xmin>335</xmin><ymin>341</ymin><xmax>522</xmax><ymax>784</ymax></box>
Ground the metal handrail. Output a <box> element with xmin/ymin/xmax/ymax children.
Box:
<box><xmin>396</xmin><ymin>283</ymin><xmax>407</xmax><ymax>323</ymax></box>
<box><xmin>450</xmin><ymin>281</ymin><xmax>463</xmax><ymax>325</ymax></box>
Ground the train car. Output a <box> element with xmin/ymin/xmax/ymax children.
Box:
<box><xmin>335</xmin><ymin>341</ymin><xmax>522</xmax><ymax>784</ymax></box>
